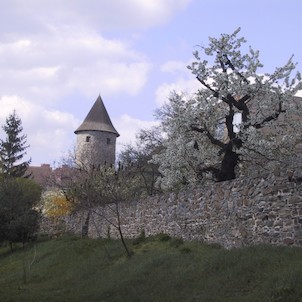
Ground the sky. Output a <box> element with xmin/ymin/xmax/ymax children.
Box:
<box><xmin>0</xmin><ymin>0</ymin><xmax>302</xmax><ymax>166</ymax></box>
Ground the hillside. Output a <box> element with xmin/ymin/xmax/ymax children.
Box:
<box><xmin>0</xmin><ymin>235</ymin><xmax>302</xmax><ymax>302</ymax></box>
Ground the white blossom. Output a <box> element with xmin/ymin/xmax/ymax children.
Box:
<box><xmin>153</xmin><ymin>28</ymin><xmax>302</xmax><ymax>189</ymax></box>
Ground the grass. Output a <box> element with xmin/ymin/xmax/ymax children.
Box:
<box><xmin>0</xmin><ymin>234</ymin><xmax>302</xmax><ymax>302</ymax></box>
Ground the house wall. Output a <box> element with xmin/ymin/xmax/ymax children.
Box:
<box><xmin>52</xmin><ymin>169</ymin><xmax>302</xmax><ymax>249</ymax></box>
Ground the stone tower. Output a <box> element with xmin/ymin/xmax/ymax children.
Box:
<box><xmin>74</xmin><ymin>95</ymin><xmax>119</xmax><ymax>168</ymax></box>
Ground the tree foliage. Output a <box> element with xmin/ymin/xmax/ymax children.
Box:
<box><xmin>41</xmin><ymin>190</ymin><xmax>73</xmax><ymax>218</ymax></box>
<box><xmin>68</xmin><ymin>164</ymin><xmax>137</xmax><ymax>257</ymax></box>
<box><xmin>0</xmin><ymin>177</ymin><xmax>41</xmax><ymax>248</ymax></box>
<box><xmin>153</xmin><ymin>28</ymin><xmax>302</xmax><ymax>188</ymax></box>
<box><xmin>53</xmin><ymin>152</ymin><xmax>144</xmax><ymax>257</ymax></box>
<box><xmin>0</xmin><ymin>111</ymin><xmax>31</xmax><ymax>178</ymax></box>
<box><xmin>118</xmin><ymin>127</ymin><xmax>163</xmax><ymax>196</ymax></box>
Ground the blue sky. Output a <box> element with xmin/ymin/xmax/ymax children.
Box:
<box><xmin>0</xmin><ymin>0</ymin><xmax>301</xmax><ymax>165</ymax></box>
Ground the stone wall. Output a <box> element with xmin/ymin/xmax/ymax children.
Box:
<box><xmin>76</xmin><ymin>130</ymin><xmax>117</xmax><ymax>166</ymax></box>
<box><xmin>46</xmin><ymin>171</ymin><xmax>302</xmax><ymax>249</ymax></box>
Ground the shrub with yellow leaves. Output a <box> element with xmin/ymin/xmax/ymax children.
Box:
<box><xmin>41</xmin><ymin>190</ymin><xmax>73</xmax><ymax>219</ymax></box>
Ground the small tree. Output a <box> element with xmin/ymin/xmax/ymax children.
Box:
<box><xmin>52</xmin><ymin>152</ymin><xmax>141</xmax><ymax>257</ymax></box>
<box><xmin>0</xmin><ymin>177</ymin><xmax>41</xmax><ymax>250</ymax></box>
<box><xmin>41</xmin><ymin>190</ymin><xmax>73</xmax><ymax>219</ymax></box>
<box><xmin>153</xmin><ymin>28</ymin><xmax>302</xmax><ymax>188</ymax></box>
<box><xmin>63</xmin><ymin>164</ymin><xmax>137</xmax><ymax>257</ymax></box>
<box><xmin>0</xmin><ymin>111</ymin><xmax>31</xmax><ymax>178</ymax></box>
<box><xmin>119</xmin><ymin>127</ymin><xmax>163</xmax><ymax>197</ymax></box>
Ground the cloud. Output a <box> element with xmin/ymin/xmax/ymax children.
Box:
<box><xmin>0</xmin><ymin>95</ymin><xmax>79</xmax><ymax>165</ymax></box>
<box><xmin>155</xmin><ymin>60</ymin><xmax>200</xmax><ymax>106</ymax></box>
<box><xmin>114</xmin><ymin>114</ymin><xmax>159</xmax><ymax>153</ymax></box>
<box><xmin>155</xmin><ymin>78</ymin><xmax>200</xmax><ymax>106</ymax></box>
<box><xmin>0</xmin><ymin>27</ymin><xmax>152</xmax><ymax>104</ymax></box>
<box><xmin>1</xmin><ymin>0</ymin><xmax>192</xmax><ymax>33</ymax></box>
<box><xmin>0</xmin><ymin>1</ymin><xmax>193</xmax><ymax>165</ymax></box>
<box><xmin>0</xmin><ymin>96</ymin><xmax>161</xmax><ymax>165</ymax></box>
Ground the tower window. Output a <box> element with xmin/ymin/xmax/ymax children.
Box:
<box><xmin>86</xmin><ymin>136</ymin><xmax>91</xmax><ymax>142</ymax></box>
<box><xmin>107</xmin><ymin>138</ymin><xmax>111</xmax><ymax>145</ymax></box>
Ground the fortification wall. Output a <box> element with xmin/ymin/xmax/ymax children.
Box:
<box><xmin>44</xmin><ymin>170</ymin><xmax>302</xmax><ymax>249</ymax></box>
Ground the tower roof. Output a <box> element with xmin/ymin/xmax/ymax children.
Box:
<box><xmin>74</xmin><ymin>95</ymin><xmax>120</xmax><ymax>136</ymax></box>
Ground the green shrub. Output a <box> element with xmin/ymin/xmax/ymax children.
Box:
<box><xmin>179</xmin><ymin>246</ymin><xmax>192</xmax><ymax>254</ymax></box>
<box><xmin>156</xmin><ymin>233</ymin><xmax>171</xmax><ymax>242</ymax></box>
<box><xmin>169</xmin><ymin>237</ymin><xmax>184</xmax><ymax>248</ymax></box>
<box><xmin>133</xmin><ymin>229</ymin><xmax>146</xmax><ymax>245</ymax></box>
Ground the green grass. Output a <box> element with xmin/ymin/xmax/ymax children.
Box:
<box><xmin>0</xmin><ymin>235</ymin><xmax>302</xmax><ymax>302</ymax></box>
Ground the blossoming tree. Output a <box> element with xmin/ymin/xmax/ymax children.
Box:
<box><xmin>153</xmin><ymin>28</ymin><xmax>302</xmax><ymax>188</ymax></box>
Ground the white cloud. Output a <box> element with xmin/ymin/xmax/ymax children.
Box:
<box><xmin>0</xmin><ymin>95</ymin><xmax>79</xmax><ymax>165</ymax></box>
<box><xmin>68</xmin><ymin>61</ymin><xmax>151</xmax><ymax>98</ymax></box>
<box><xmin>155</xmin><ymin>78</ymin><xmax>199</xmax><ymax>107</ymax></box>
<box><xmin>1</xmin><ymin>0</ymin><xmax>192</xmax><ymax>33</ymax></box>
<box><xmin>114</xmin><ymin>114</ymin><xmax>159</xmax><ymax>154</ymax></box>
<box><xmin>0</xmin><ymin>0</ymin><xmax>193</xmax><ymax>165</ymax></box>
<box><xmin>155</xmin><ymin>59</ymin><xmax>201</xmax><ymax>106</ymax></box>
<box><xmin>0</xmin><ymin>28</ymin><xmax>152</xmax><ymax>104</ymax></box>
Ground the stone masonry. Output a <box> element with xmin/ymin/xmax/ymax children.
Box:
<box><xmin>44</xmin><ymin>170</ymin><xmax>302</xmax><ymax>249</ymax></box>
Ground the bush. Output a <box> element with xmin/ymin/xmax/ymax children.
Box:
<box><xmin>156</xmin><ymin>233</ymin><xmax>171</xmax><ymax>242</ymax></box>
<box><xmin>169</xmin><ymin>238</ymin><xmax>184</xmax><ymax>248</ymax></box>
<box><xmin>133</xmin><ymin>229</ymin><xmax>146</xmax><ymax>245</ymax></box>
<box><xmin>0</xmin><ymin>177</ymin><xmax>42</xmax><ymax>248</ymax></box>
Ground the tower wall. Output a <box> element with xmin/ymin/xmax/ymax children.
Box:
<box><xmin>76</xmin><ymin>131</ymin><xmax>117</xmax><ymax>168</ymax></box>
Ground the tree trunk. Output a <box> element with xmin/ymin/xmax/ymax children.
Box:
<box><xmin>81</xmin><ymin>211</ymin><xmax>90</xmax><ymax>237</ymax></box>
<box><xmin>216</xmin><ymin>148</ymin><xmax>239</xmax><ymax>182</ymax></box>
<box><xmin>115</xmin><ymin>202</ymin><xmax>132</xmax><ymax>257</ymax></box>
<box><xmin>117</xmin><ymin>225</ymin><xmax>132</xmax><ymax>258</ymax></box>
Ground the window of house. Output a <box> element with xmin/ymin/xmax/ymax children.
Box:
<box><xmin>86</xmin><ymin>136</ymin><xmax>90</xmax><ymax>142</ymax></box>
<box><xmin>107</xmin><ymin>138</ymin><xmax>111</xmax><ymax>145</ymax></box>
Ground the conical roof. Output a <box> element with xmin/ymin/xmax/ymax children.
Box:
<box><xmin>74</xmin><ymin>95</ymin><xmax>119</xmax><ymax>136</ymax></box>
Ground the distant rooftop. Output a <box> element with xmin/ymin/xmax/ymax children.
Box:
<box><xmin>74</xmin><ymin>95</ymin><xmax>119</xmax><ymax>136</ymax></box>
<box><xmin>27</xmin><ymin>164</ymin><xmax>52</xmax><ymax>187</ymax></box>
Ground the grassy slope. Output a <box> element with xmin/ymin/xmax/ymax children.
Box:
<box><xmin>0</xmin><ymin>235</ymin><xmax>302</xmax><ymax>302</ymax></box>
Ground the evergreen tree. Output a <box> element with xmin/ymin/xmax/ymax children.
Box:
<box><xmin>0</xmin><ymin>111</ymin><xmax>31</xmax><ymax>177</ymax></box>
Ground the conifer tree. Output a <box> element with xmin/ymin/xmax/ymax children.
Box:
<box><xmin>0</xmin><ymin>111</ymin><xmax>31</xmax><ymax>177</ymax></box>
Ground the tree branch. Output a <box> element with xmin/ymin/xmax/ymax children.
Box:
<box><xmin>223</xmin><ymin>54</ymin><xmax>249</xmax><ymax>84</ymax></box>
<box><xmin>190</xmin><ymin>124</ymin><xmax>225</xmax><ymax>148</ymax></box>
<box><xmin>237</xmin><ymin>95</ymin><xmax>250</xmax><ymax>123</ymax></box>
<box><xmin>252</xmin><ymin>101</ymin><xmax>285</xmax><ymax>129</ymax></box>
<box><xmin>225</xmin><ymin>101</ymin><xmax>236</xmax><ymax>140</ymax></box>
<box><xmin>218</xmin><ymin>52</ymin><xmax>227</xmax><ymax>73</ymax></box>
<box><xmin>196</xmin><ymin>76</ymin><xmax>219</xmax><ymax>97</ymax></box>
